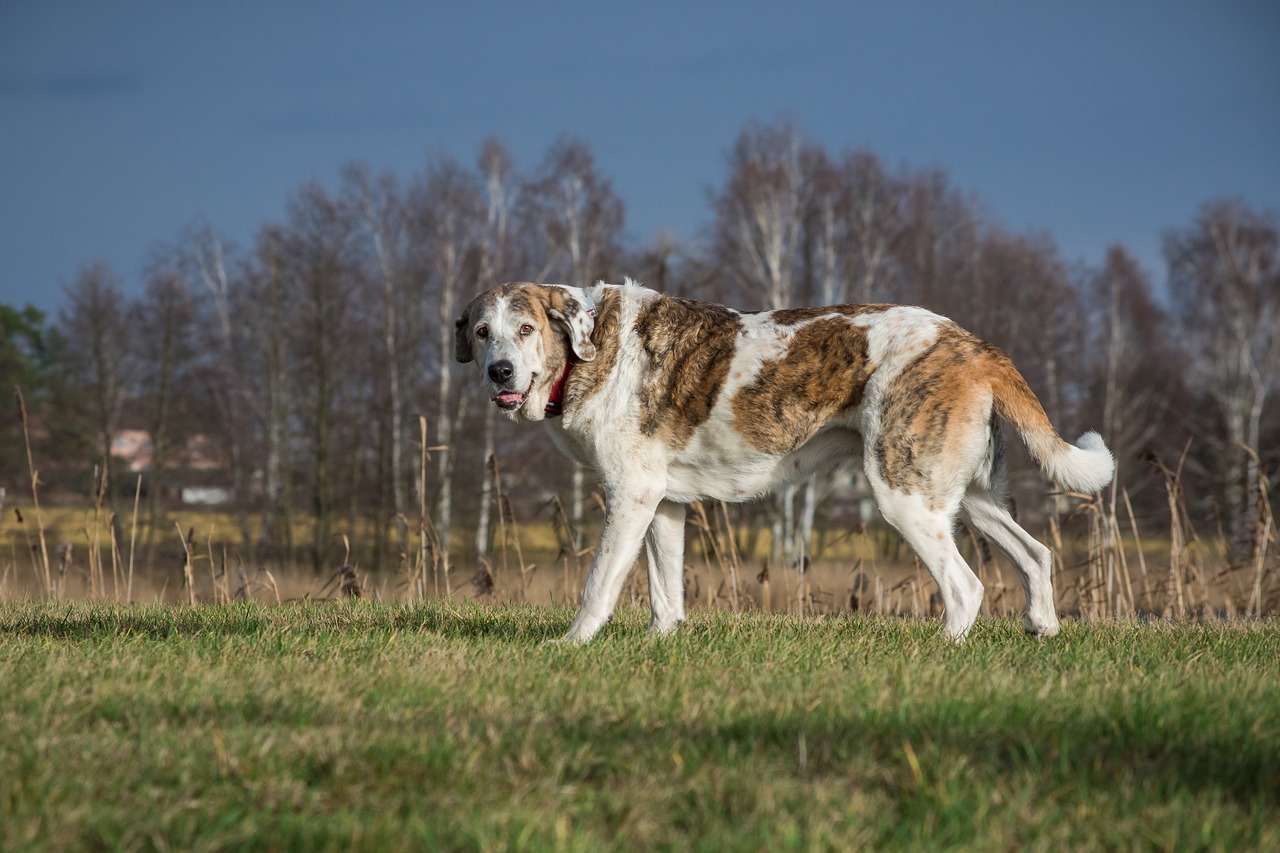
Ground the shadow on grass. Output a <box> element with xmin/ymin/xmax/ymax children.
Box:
<box><xmin>0</xmin><ymin>602</ymin><xmax>274</xmax><ymax>640</ymax></box>
<box><xmin>384</xmin><ymin>600</ymin><xmax>574</xmax><ymax>643</ymax></box>
<box><xmin>542</xmin><ymin>701</ymin><xmax>1279</xmax><ymax>816</ymax></box>
<box><xmin>0</xmin><ymin>599</ymin><xmax>573</xmax><ymax>644</ymax></box>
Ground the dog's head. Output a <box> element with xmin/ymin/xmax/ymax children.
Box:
<box><xmin>454</xmin><ymin>282</ymin><xmax>597</xmax><ymax>421</ymax></box>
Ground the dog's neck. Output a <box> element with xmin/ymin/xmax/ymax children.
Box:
<box><xmin>544</xmin><ymin>353</ymin><xmax>579</xmax><ymax>417</ymax></box>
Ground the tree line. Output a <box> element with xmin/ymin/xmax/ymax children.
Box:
<box><xmin>3</xmin><ymin>121</ymin><xmax>1277</xmax><ymax>577</ymax></box>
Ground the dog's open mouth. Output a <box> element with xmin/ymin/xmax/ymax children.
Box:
<box><xmin>493</xmin><ymin>382</ymin><xmax>533</xmax><ymax>411</ymax></box>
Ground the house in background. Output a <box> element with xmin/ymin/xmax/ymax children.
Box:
<box><xmin>111</xmin><ymin>429</ymin><xmax>153</xmax><ymax>473</ymax></box>
<box><xmin>109</xmin><ymin>429</ymin><xmax>231</xmax><ymax>505</ymax></box>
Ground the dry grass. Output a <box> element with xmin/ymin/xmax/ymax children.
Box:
<box><xmin>3</xmin><ymin>487</ymin><xmax>1276</xmax><ymax>624</ymax></box>
<box><xmin>4</xmin><ymin>408</ymin><xmax>1277</xmax><ymax>617</ymax></box>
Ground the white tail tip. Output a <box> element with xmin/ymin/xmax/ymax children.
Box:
<box><xmin>1055</xmin><ymin>431</ymin><xmax>1115</xmax><ymax>493</ymax></box>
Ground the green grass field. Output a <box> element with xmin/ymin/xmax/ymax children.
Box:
<box><xmin>2</xmin><ymin>601</ymin><xmax>1277</xmax><ymax>851</ymax></box>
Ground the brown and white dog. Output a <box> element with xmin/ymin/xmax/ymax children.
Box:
<box><xmin>455</xmin><ymin>279</ymin><xmax>1114</xmax><ymax>643</ymax></box>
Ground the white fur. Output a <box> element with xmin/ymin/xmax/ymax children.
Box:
<box><xmin>1045</xmin><ymin>431</ymin><xmax>1115</xmax><ymax>495</ymax></box>
<box><xmin>460</xmin><ymin>280</ymin><xmax>1112</xmax><ymax>644</ymax></box>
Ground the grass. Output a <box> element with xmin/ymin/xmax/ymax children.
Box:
<box><xmin>2</xmin><ymin>601</ymin><xmax>1278</xmax><ymax>851</ymax></box>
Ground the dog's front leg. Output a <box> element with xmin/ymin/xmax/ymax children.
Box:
<box><xmin>561</xmin><ymin>488</ymin><xmax>661</xmax><ymax>644</ymax></box>
<box><xmin>644</xmin><ymin>499</ymin><xmax>686</xmax><ymax>635</ymax></box>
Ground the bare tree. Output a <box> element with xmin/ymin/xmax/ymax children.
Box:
<box><xmin>1166</xmin><ymin>199</ymin><xmax>1280</xmax><ymax>559</ymax></box>
<box><xmin>1087</xmin><ymin>247</ymin><xmax>1180</xmax><ymax>475</ymax></box>
<box><xmin>244</xmin><ymin>225</ymin><xmax>296</xmax><ymax>563</ymax></box>
<box><xmin>275</xmin><ymin>183</ymin><xmax>363</xmax><ymax>571</ymax></box>
<box><xmin>57</xmin><ymin>263</ymin><xmax>135</xmax><ymax>515</ymax></box>
<box><xmin>894</xmin><ymin>167</ymin><xmax>982</xmax><ymax>312</ymax></box>
<box><xmin>344</xmin><ymin>164</ymin><xmax>415</xmax><ymax>566</ymax></box>
<box><xmin>711</xmin><ymin>121</ymin><xmax>811</xmax><ymax>311</ymax></box>
<box><xmin>184</xmin><ymin>221</ymin><xmax>256</xmax><ymax>551</ymax></box>
<box><xmin>839</xmin><ymin>150</ymin><xmax>906</xmax><ymax>304</ymax></box>
<box><xmin>409</xmin><ymin>155</ymin><xmax>487</xmax><ymax>587</ymax></box>
<box><xmin>709</xmin><ymin>122</ymin><xmax>821</xmax><ymax>571</ymax></box>
<box><xmin>518</xmin><ymin>137</ymin><xmax>625</xmax><ymax>542</ymax></box>
<box><xmin>474</xmin><ymin>139</ymin><xmax>517</xmax><ymax>567</ymax></box>
<box><xmin>132</xmin><ymin>263</ymin><xmax>197</xmax><ymax>565</ymax></box>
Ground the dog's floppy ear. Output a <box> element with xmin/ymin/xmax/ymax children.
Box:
<box><xmin>545</xmin><ymin>286</ymin><xmax>597</xmax><ymax>362</ymax></box>
<box><xmin>454</xmin><ymin>309</ymin><xmax>473</xmax><ymax>364</ymax></box>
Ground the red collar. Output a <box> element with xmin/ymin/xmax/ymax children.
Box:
<box><xmin>544</xmin><ymin>353</ymin><xmax>579</xmax><ymax>417</ymax></box>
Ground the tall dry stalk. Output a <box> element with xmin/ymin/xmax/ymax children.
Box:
<box><xmin>127</xmin><ymin>475</ymin><xmax>141</xmax><ymax>603</ymax></box>
<box><xmin>207</xmin><ymin>534</ymin><xmax>231</xmax><ymax>605</ymax></box>
<box><xmin>176</xmin><ymin>523</ymin><xmax>196</xmax><ymax>605</ymax></box>
<box><xmin>108</xmin><ymin>518</ymin><xmax>121</xmax><ymax>602</ymax></box>
<box><xmin>1249</xmin><ymin>517</ymin><xmax>1272</xmax><ymax>616</ymax></box>
<box><xmin>416</xmin><ymin>416</ymin><xmax>431</xmax><ymax>599</ymax></box>
<box><xmin>410</xmin><ymin>415</ymin><xmax>448</xmax><ymax>600</ymax></box>
<box><xmin>552</xmin><ymin>494</ymin><xmax>588</xmax><ymax>606</ymax></box>
<box><xmin>719</xmin><ymin>501</ymin><xmax>744</xmax><ymax>610</ymax></box>
<box><xmin>1150</xmin><ymin>445</ymin><xmax>1196</xmax><ymax>618</ymax></box>
<box><xmin>87</xmin><ymin>463</ymin><xmax>105</xmax><ymax>598</ymax></box>
<box><xmin>1075</xmin><ymin>481</ymin><xmax>1135</xmax><ymax>620</ymax></box>
<box><xmin>690</xmin><ymin>501</ymin><xmax>740</xmax><ymax>612</ymax></box>
<box><xmin>1121</xmin><ymin>488</ymin><xmax>1151</xmax><ymax>610</ymax></box>
<box><xmin>15</xmin><ymin>386</ymin><xmax>52</xmax><ymax>597</ymax></box>
<box><xmin>1244</xmin><ymin>446</ymin><xmax>1276</xmax><ymax>616</ymax></box>
<box><xmin>489</xmin><ymin>453</ymin><xmax>530</xmax><ymax>600</ymax></box>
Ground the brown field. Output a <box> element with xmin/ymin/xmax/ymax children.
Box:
<box><xmin>3</xmin><ymin>492</ymin><xmax>1275</xmax><ymax>624</ymax></box>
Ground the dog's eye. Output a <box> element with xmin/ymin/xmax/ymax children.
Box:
<box><xmin>475</xmin><ymin>325</ymin><xmax>489</xmax><ymax>340</ymax></box>
<box><xmin>519</xmin><ymin>324</ymin><xmax>534</xmax><ymax>337</ymax></box>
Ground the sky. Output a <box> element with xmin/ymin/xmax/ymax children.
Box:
<box><xmin>2</xmin><ymin>1</ymin><xmax>1278</xmax><ymax>317</ymax></box>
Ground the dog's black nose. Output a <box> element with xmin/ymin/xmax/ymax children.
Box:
<box><xmin>488</xmin><ymin>360</ymin><xmax>514</xmax><ymax>384</ymax></box>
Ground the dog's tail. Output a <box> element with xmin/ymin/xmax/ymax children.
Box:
<box><xmin>990</xmin><ymin>356</ymin><xmax>1114</xmax><ymax>494</ymax></box>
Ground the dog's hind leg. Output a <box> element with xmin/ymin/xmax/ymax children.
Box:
<box><xmin>874</xmin><ymin>487</ymin><xmax>984</xmax><ymax>641</ymax></box>
<box><xmin>561</xmin><ymin>488</ymin><xmax>662</xmax><ymax>644</ymax></box>
<box><xmin>644</xmin><ymin>499</ymin><xmax>687</xmax><ymax>636</ymax></box>
<box><xmin>960</xmin><ymin>489</ymin><xmax>1060</xmax><ymax>636</ymax></box>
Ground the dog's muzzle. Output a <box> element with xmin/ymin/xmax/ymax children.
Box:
<box><xmin>488</xmin><ymin>360</ymin><xmax>531</xmax><ymax>410</ymax></box>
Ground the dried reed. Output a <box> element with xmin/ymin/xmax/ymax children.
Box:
<box><xmin>15</xmin><ymin>386</ymin><xmax>52</xmax><ymax>596</ymax></box>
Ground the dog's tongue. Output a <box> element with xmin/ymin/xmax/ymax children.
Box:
<box><xmin>496</xmin><ymin>391</ymin><xmax>525</xmax><ymax>408</ymax></box>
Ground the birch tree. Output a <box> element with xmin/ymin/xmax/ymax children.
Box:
<box><xmin>518</xmin><ymin>137</ymin><xmax>625</xmax><ymax>542</ymax></box>
<box><xmin>276</xmin><ymin>183</ymin><xmax>361</xmax><ymax>571</ymax></box>
<box><xmin>1088</xmin><ymin>246</ymin><xmax>1179</xmax><ymax>476</ymax></box>
<box><xmin>709</xmin><ymin>122</ymin><xmax>816</xmax><ymax>572</ymax></box>
<box><xmin>1166</xmin><ymin>199</ymin><xmax>1280</xmax><ymax>560</ymax></box>
<box><xmin>474</xmin><ymin>139</ymin><xmax>517</xmax><ymax>566</ymax></box>
<box><xmin>245</xmin><ymin>226</ymin><xmax>296</xmax><ymax>563</ymax></box>
<box><xmin>185</xmin><ymin>222</ymin><xmax>256</xmax><ymax>551</ymax></box>
<box><xmin>132</xmin><ymin>264</ymin><xmax>197</xmax><ymax>565</ymax></box>
<box><xmin>712</xmin><ymin>121</ymin><xmax>810</xmax><ymax>311</ymax></box>
<box><xmin>410</xmin><ymin>156</ymin><xmax>486</xmax><ymax>585</ymax></box>
<box><xmin>840</xmin><ymin>150</ymin><xmax>906</xmax><ymax>304</ymax></box>
<box><xmin>344</xmin><ymin>164</ymin><xmax>415</xmax><ymax>564</ymax></box>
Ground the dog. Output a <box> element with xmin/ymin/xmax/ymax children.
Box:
<box><xmin>455</xmin><ymin>279</ymin><xmax>1114</xmax><ymax>643</ymax></box>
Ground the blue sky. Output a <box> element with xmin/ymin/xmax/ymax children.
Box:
<box><xmin>2</xmin><ymin>1</ymin><xmax>1278</xmax><ymax>316</ymax></box>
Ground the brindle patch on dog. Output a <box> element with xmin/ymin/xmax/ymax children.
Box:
<box><xmin>502</xmin><ymin>285</ymin><xmax>538</xmax><ymax>321</ymax></box>
<box><xmin>768</xmin><ymin>304</ymin><xmax>896</xmax><ymax>326</ymax></box>
<box><xmin>732</xmin><ymin>318</ymin><xmax>876</xmax><ymax>455</ymax></box>
<box><xmin>874</xmin><ymin>323</ymin><xmax>1002</xmax><ymax>506</ymax></box>
<box><xmin>633</xmin><ymin>296</ymin><xmax>743</xmax><ymax>448</ymax></box>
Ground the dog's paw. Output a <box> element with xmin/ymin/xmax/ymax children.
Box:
<box><xmin>544</xmin><ymin>630</ymin><xmax>592</xmax><ymax>647</ymax></box>
<box><xmin>646</xmin><ymin>618</ymin><xmax>684</xmax><ymax>637</ymax></box>
<box><xmin>1023</xmin><ymin>616</ymin><xmax>1062</xmax><ymax>638</ymax></box>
